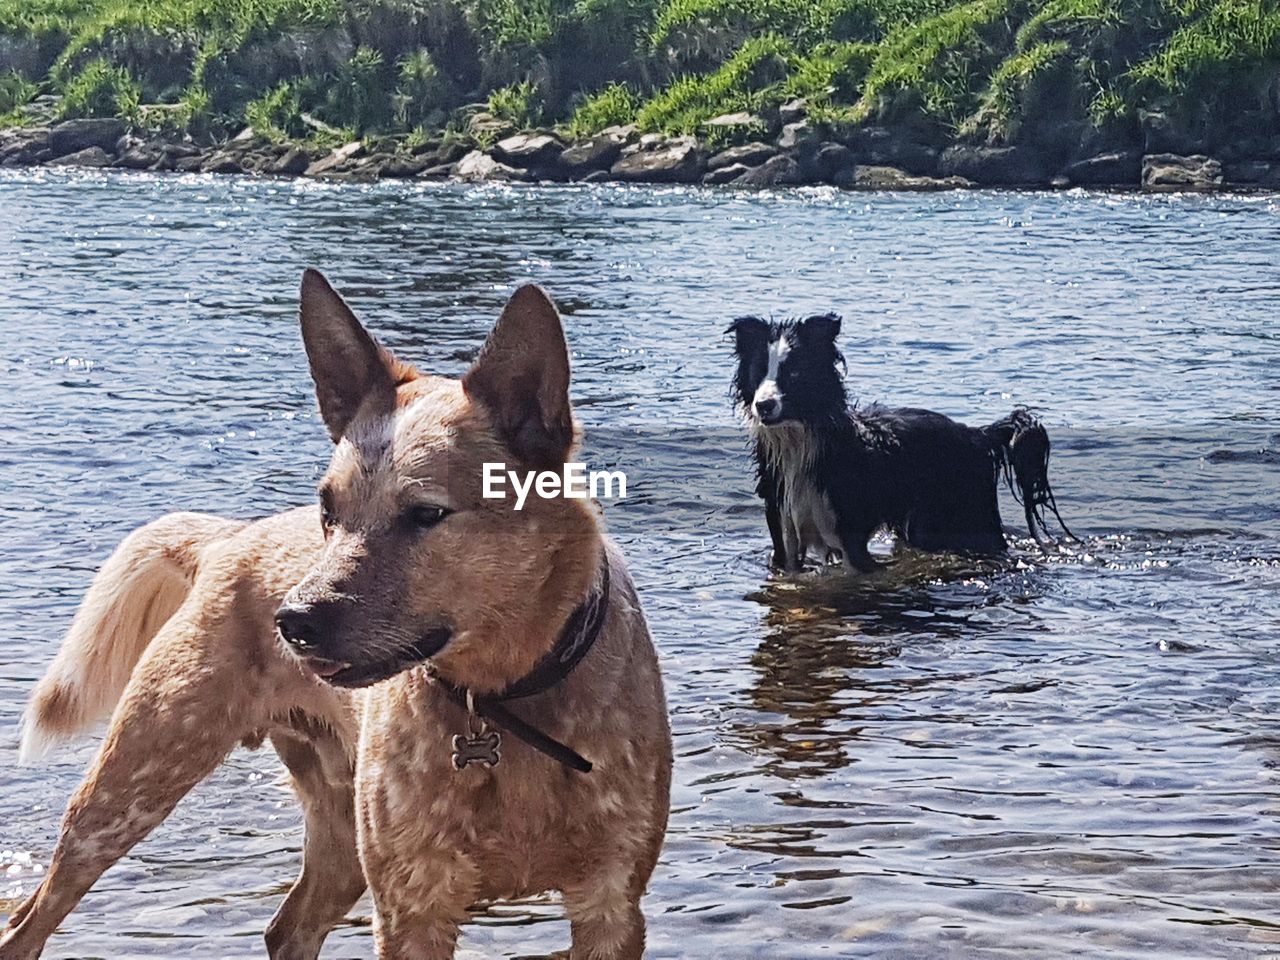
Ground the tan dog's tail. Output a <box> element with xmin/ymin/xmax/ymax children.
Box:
<box><xmin>19</xmin><ymin>512</ymin><xmax>244</xmax><ymax>763</ymax></box>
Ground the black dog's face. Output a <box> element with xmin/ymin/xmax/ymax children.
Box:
<box><xmin>730</xmin><ymin>314</ymin><xmax>846</xmax><ymax>427</ymax></box>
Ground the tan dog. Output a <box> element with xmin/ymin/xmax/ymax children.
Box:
<box><xmin>1</xmin><ymin>272</ymin><xmax>672</xmax><ymax>960</ymax></box>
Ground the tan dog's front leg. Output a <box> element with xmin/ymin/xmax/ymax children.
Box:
<box><xmin>363</xmin><ymin>847</ymin><xmax>477</xmax><ymax>960</ymax></box>
<box><xmin>369</xmin><ymin>884</ymin><xmax>470</xmax><ymax>960</ymax></box>
<box><xmin>565</xmin><ymin>872</ymin><xmax>646</xmax><ymax>960</ymax></box>
<box><xmin>0</xmin><ymin>616</ymin><xmax>259</xmax><ymax>960</ymax></box>
<box><xmin>371</xmin><ymin>912</ymin><xmax>463</xmax><ymax>960</ymax></box>
<box><xmin>265</xmin><ymin>727</ymin><xmax>365</xmax><ymax>960</ymax></box>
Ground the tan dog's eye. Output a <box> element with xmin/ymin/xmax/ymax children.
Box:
<box><xmin>404</xmin><ymin>504</ymin><xmax>450</xmax><ymax>531</ymax></box>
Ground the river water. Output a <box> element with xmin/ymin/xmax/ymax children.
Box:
<box><xmin>0</xmin><ymin>171</ymin><xmax>1277</xmax><ymax>958</ymax></box>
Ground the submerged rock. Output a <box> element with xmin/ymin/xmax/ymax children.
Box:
<box><xmin>707</xmin><ymin>142</ymin><xmax>776</xmax><ymax>171</ymax></box>
<box><xmin>702</xmin><ymin>162</ymin><xmax>750</xmax><ymax>185</ymax></box>
<box><xmin>454</xmin><ymin>149</ymin><xmax>525</xmax><ymax>182</ymax></box>
<box><xmin>610</xmin><ymin>137</ymin><xmax>703</xmax><ymax>183</ymax></box>
<box><xmin>1142</xmin><ymin>153</ymin><xmax>1223</xmax><ymax>189</ymax></box>
<box><xmin>202</xmin><ymin>153</ymin><xmax>244</xmax><ymax>175</ymax></box>
<box><xmin>48</xmin><ymin>146</ymin><xmax>112</xmax><ymax>167</ymax></box>
<box><xmin>48</xmin><ymin>118</ymin><xmax>124</xmax><ymax>157</ymax></box>
<box><xmin>269</xmin><ymin>147</ymin><xmax>311</xmax><ymax>175</ymax></box>
<box><xmin>560</xmin><ymin>134</ymin><xmax>625</xmax><ymax>176</ymax></box>
<box><xmin>1223</xmin><ymin>159</ymin><xmax>1280</xmax><ymax>187</ymax></box>
<box><xmin>939</xmin><ymin>145</ymin><xmax>1053</xmax><ymax>185</ymax></box>
<box><xmin>732</xmin><ymin>154</ymin><xmax>804</xmax><ymax>187</ymax></box>
<box><xmin>1060</xmin><ymin>151</ymin><xmax>1141</xmax><ymax>186</ymax></box>
<box><xmin>305</xmin><ymin>141</ymin><xmax>364</xmax><ymax>177</ymax></box>
<box><xmin>840</xmin><ymin>164</ymin><xmax>972</xmax><ymax>190</ymax></box>
<box><xmin>492</xmin><ymin>132</ymin><xmax>563</xmax><ymax>167</ymax></box>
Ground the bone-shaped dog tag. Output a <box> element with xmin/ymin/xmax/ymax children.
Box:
<box><xmin>451</xmin><ymin>730</ymin><xmax>501</xmax><ymax>769</ymax></box>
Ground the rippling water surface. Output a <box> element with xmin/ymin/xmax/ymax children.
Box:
<box><xmin>1</xmin><ymin>171</ymin><xmax>1278</xmax><ymax>958</ymax></box>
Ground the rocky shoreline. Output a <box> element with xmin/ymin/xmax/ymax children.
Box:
<box><xmin>3</xmin><ymin>103</ymin><xmax>1278</xmax><ymax>192</ymax></box>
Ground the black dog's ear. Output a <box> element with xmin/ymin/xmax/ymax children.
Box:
<box><xmin>797</xmin><ymin>313</ymin><xmax>841</xmax><ymax>344</ymax></box>
<box><xmin>728</xmin><ymin>316</ymin><xmax>769</xmax><ymax>355</ymax></box>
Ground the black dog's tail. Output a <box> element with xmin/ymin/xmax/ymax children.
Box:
<box><xmin>984</xmin><ymin>408</ymin><xmax>1075</xmax><ymax>545</ymax></box>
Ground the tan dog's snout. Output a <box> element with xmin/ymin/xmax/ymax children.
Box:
<box><xmin>274</xmin><ymin>598</ymin><xmax>358</xmax><ymax>681</ymax></box>
<box><xmin>274</xmin><ymin>601</ymin><xmax>327</xmax><ymax>654</ymax></box>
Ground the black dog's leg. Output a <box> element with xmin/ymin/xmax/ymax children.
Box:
<box><xmin>836</xmin><ymin>515</ymin><xmax>879</xmax><ymax>573</ymax></box>
<box><xmin>909</xmin><ymin>487</ymin><xmax>1006</xmax><ymax>555</ymax></box>
<box><xmin>843</xmin><ymin>545</ymin><xmax>878</xmax><ymax>573</ymax></box>
<box><xmin>759</xmin><ymin>465</ymin><xmax>797</xmax><ymax>570</ymax></box>
<box><xmin>764</xmin><ymin>495</ymin><xmax>789</xmax><ymax>569</ymax></box>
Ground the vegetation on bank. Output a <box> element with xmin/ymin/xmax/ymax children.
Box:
<box><xmin>0</xmin><ymin>0</ymin><xmax>1276</xmax><ymax>153</ymax></box>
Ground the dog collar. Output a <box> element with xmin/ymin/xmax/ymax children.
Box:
<box><xmin>433</xmin><ymin>555</ymin><xmax>611</xmax><ymax>774</ymax></box>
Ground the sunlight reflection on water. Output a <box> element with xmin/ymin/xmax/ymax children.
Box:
<box><xmin>0</xmin><ymin>171</ymin><xmax>1278</xmax><ymax>958</ymax></box>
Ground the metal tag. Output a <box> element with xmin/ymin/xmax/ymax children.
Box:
<box><xmin>451</xmin><ymin>730</ymin><xmax>501</xmax><ymax>769</ymax></box>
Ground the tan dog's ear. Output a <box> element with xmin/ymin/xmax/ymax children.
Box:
<box><xmin>299</xmin><ymin>268</ymin><xmax>396</xmax><ymax>442</ymax></box>
<box><xmin>463</xmin><ymin>284</ymin><xmax>573</xmax><ymax>470</ymax></box>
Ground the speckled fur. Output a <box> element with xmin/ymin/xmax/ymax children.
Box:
<box><xmin>1</xmin><ymin>508</ymin><xmax>362</xmax><ymax>960</ymax></box>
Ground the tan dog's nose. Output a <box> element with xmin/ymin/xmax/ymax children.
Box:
<box><xmin>275</xmin><ymin>604</ymin><xmax>318</xmax><ymax>652</ymax></box>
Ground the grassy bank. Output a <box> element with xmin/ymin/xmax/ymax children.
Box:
<box><xmin>0</xmin><ymin>0</ymin><xmax>1276</xmax><ymax>155</ymax></box>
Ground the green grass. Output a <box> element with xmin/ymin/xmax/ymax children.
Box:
<box><xmin>962</xmin><ymin>38</ymin><xmax>1067</xmax><ymax>139</ymax></box>
<box><xmin>244</xmin><ymin>78</ymin><xmax>301</xmax><ymax>139</ymax></box>
<box><xmin>394</xmin><ymin>48</ymin><xmax>452</xmax><ymax>129</ymax></box>
<box><xmin>566</xmin><ymin>81</ymin><xmax>639</xmax><ymax>138</ymax></box>
<box><xmin>58</xmin><ymin>56</ymin><xmax>139</xmax><ymax>118</ymax></box>
<box><xmin>0</xmin><ymin>0</ymin><xmax>1272</xmax><ymax>147</ymax></box>
<box><xmin>784</xmin><ymin>40</ymin><xmax>878</xmax><ymax>102</ymax></box>
<box><xmin>487</xmin><ymin>78</ymin><xmax>542</xmax><ymax>127</ymax></box>
<box><xmin>0</xmin><ymin>69</ymin><xmax>39</xmax><ymax>125</ymax></box>
<box><xmin>1130</xmin><ymin>0</ymin><xmax>1280</xmax><ymax>92</ymax></box>
<box><xmin>853</xmin><ymin>0</ymin><xmax>1019</xmax><ymax>125</ymax></box>
<box><xmin>636</xmin><ymin>33</ymin><xmax>794</xmax><ymax>133</ymax></box>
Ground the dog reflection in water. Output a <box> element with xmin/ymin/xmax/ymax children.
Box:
<box><xmin>740</xmin><ymin>557</ymin><xmax>1028</xmax><ymax>779</ymax></box>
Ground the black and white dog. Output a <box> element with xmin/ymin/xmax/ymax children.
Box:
<box><xmin>730</xmin><ymin>313</ymin><xmax>1072</xmax><ymax>572</ymax></box>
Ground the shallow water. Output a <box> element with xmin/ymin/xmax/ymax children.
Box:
<box><xmin>1</xmin><ymin>171</ymin><xmax>1278</xmax><ymax>959</ymax></box>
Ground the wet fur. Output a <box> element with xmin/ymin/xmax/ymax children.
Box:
<box><xmin>730</xmin><ymin>314</ymin><xmax>1072</xmax><ymax>572</ymax></box>
<box><xmin>1</xmin><ymin>273</ymin><xmax>672</xmax><ymax>960</ymax></box>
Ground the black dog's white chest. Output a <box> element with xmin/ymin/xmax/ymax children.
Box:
<box><xmin>756</xmin><ymin>426</ymin><xmax>844</xmax><ymax>561</ymax></box>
